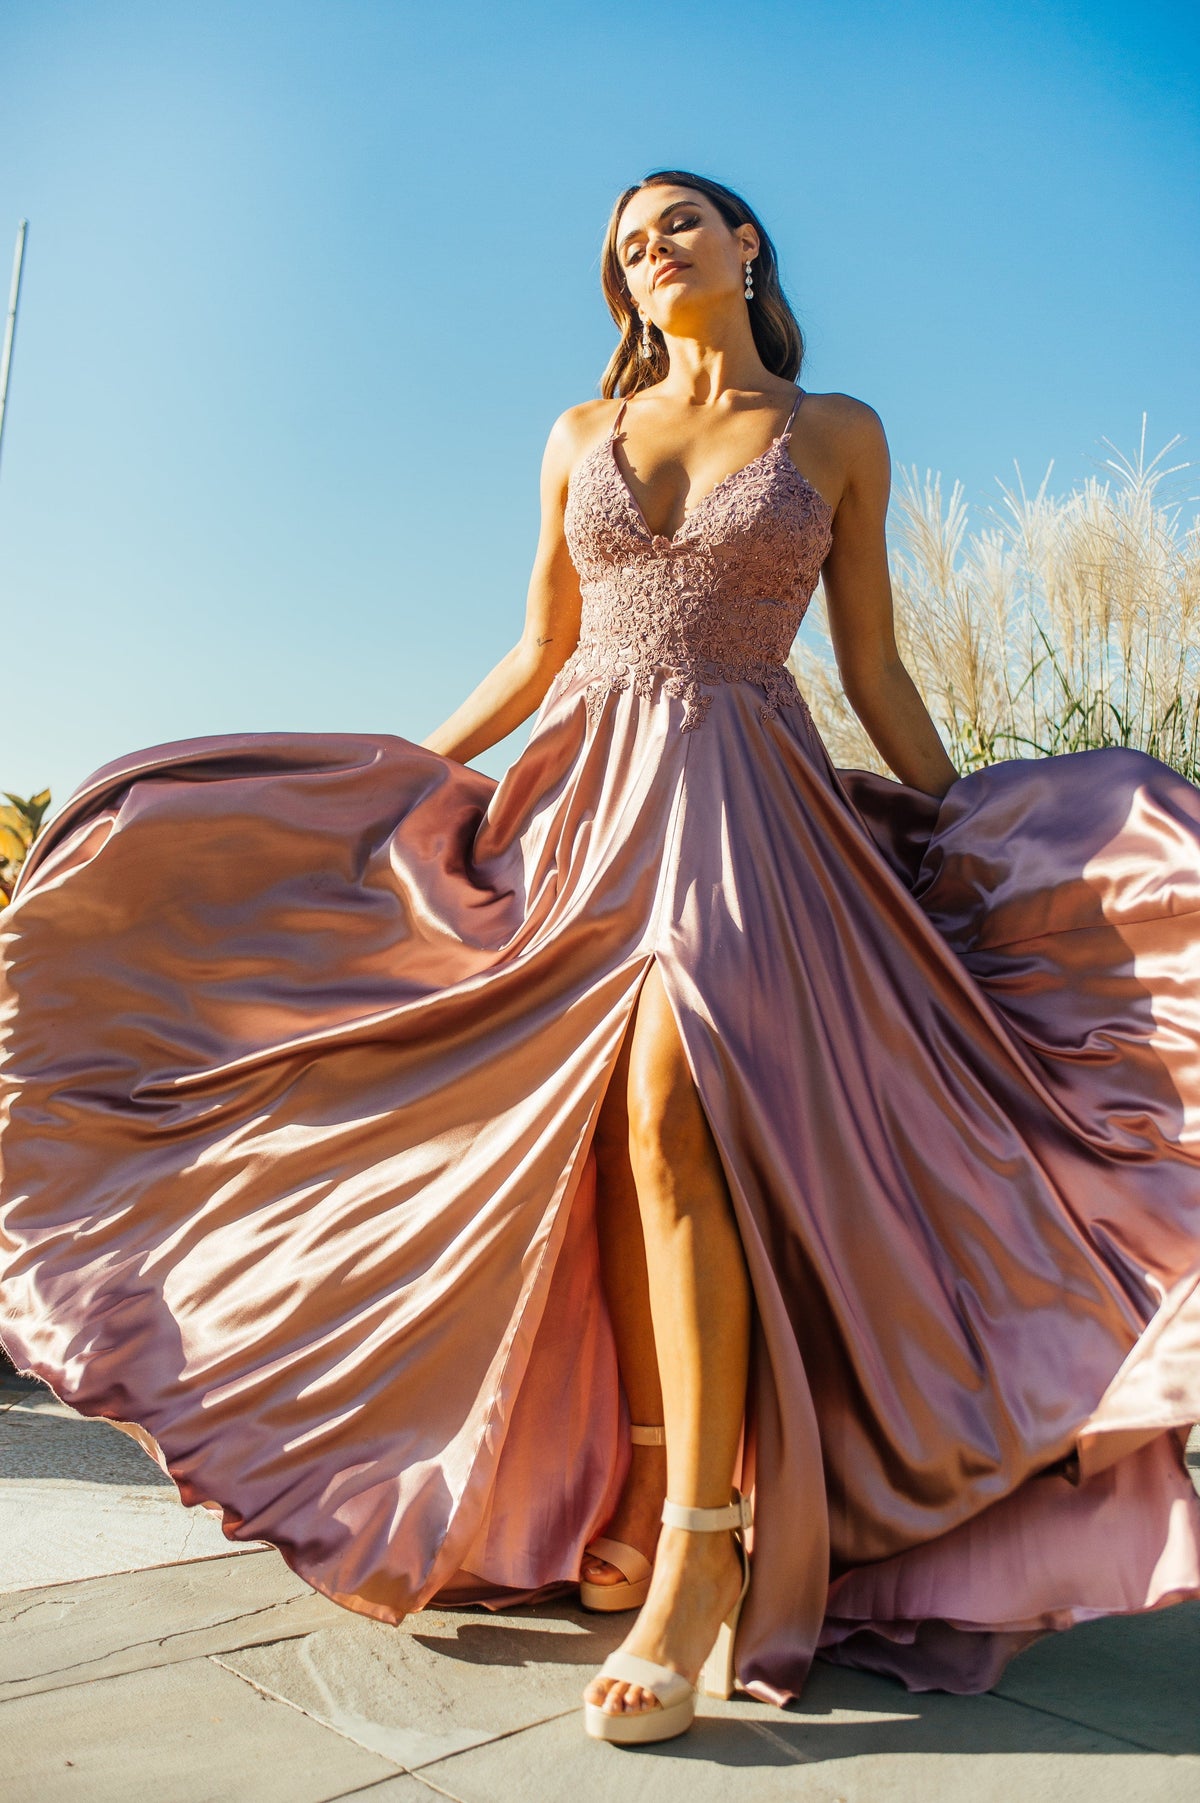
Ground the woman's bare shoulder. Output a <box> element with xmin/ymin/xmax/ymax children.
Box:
<box><xmin>540</xmin><ymin>398</ymin><xmax>621</xmax><ymax>488</ymax></box>
<box><xmin>550</xmin><ymin>397</ymin><xmax>620</xmax><ymax>449</ymax></box>
<box><xmin>791</xmin><ymin>391</ymin><xmax>890</xmax><ymax>516</ymax></box>
<box><xmin>801</xmin><ymin>389</ymin><xmax>886</xmax><ymax>442</ymax></box>
<box><xmin>798</xmin><ymin>390</ymin><xmax>890</xmax><ymax>487</ymax></box>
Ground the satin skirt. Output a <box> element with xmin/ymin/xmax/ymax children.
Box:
<box><xmin>1</xmin><ymin>664</ymin><xmax>1198</xmax><ymax>1705</ymax></box>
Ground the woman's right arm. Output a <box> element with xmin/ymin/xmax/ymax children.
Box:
<box><xmin>420</xmin><ymin>406</ymin><xmax>594</xmax><ymax>766</ymax></box>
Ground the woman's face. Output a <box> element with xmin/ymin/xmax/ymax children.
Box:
<box><xmin>615</xmin><ymin>186</ymin><xmax>758</xmax><ymax>332</ymax></box>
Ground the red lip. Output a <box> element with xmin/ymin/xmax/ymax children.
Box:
<box><xmin>653</xmin><ymin>260</ymin><xmax>689</xmax><ymax>289</ymax></box>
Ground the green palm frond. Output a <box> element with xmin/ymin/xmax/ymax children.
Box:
<box><xmin>0</xmin><ymin>788</ymin><xmax>52</xmax><ymax>908</ymax></box>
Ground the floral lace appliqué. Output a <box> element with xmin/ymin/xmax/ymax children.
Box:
<box><xmin>560</xmin><ymin>432</ymin><xmax>834</xmax><ymax>733</ymax></box>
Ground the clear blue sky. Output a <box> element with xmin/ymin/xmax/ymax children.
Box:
<box><xmin>1</xmin><ymin>0</ymin><xmax>1196</xmax><ymax>806</ymax></box>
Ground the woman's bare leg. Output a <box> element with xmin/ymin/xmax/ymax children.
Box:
<box><xmin>584</xmin><ymin>961</ymin><xmax>752</xmax><ymax>1718</ymax></box>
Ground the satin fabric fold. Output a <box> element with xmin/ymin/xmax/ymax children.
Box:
<box><xmin>1</xmin><ymin>670</ymin><xmax>1198</xmax><ymax>1704</ymax></box>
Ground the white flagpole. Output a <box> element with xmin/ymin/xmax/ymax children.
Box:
<box><xmin>0</xmin><ymin>218</ymin><xmax>28</xmax><ymax>479</ymax></box>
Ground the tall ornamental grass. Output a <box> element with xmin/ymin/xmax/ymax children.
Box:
<box><xmin>790</xmin><ymin>423</ymin><xmax>1200</xmax><ymax>783</ymax></box>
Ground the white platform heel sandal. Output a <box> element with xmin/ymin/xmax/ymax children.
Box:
<box><xmin>583</xmin><ymin>1488</ymin><xmax>752</xmax><ymax>1746</ymax></box>
<box><xmin>580</xmin><ymin>1425</ymin><xmax>665</xmax><ymax>1613</ymax></box>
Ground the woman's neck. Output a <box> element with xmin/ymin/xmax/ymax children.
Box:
<box><xmin>653</xmin><ymin>332</ymin><xmax>776</xmax><ymax>406</ymax></box>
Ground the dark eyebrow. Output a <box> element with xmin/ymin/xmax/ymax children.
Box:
<box><xmin>617</xmin><ymin>197</ymin><xmax>698</xmax><ymax>257</ymax></box>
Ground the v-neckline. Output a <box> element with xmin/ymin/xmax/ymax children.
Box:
<box><xmin>607</xmin><ymin>433</ymin><xmax>795</xmax><ymax>545</ymax></box>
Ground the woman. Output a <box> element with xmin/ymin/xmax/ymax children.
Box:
<box><xmin>1</xmin><ymin>171</ymin><xmax>1198</xmax><ymax>1751</ymax></box>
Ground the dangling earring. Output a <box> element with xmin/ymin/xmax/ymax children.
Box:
<box><xmin>640</xmin><ymin>311</ymin><xmax>653</xmax><ymax>358</ymax></box>
<box><xmin>744</xmin><ymin>258</ymin><xmax>755</xmax><ymax>301</ymax></box>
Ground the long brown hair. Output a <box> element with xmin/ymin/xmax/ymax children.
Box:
<box><xmin>599</xmin><ymin>169</ymin><xmax>805</xmax><ymax>400</ymax></box>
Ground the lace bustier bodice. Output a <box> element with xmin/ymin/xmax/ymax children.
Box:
<box><xmin>559</xmin><ymin>386</ymin><xmax>834</xmax><ymax>730</ymax></box>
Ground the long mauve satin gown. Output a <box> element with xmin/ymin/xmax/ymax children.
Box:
<box><xmin>2</xmin><ymin>385</ymin><xmax>1199</xmax><ymax>1706</ymax></box>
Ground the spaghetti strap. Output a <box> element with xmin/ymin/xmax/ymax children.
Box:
<box><xmin>610</xmin><ymin>397</ymin><xmax>629</xmax><ymax>439</ymax></box>
<box><xmin>779</xmin><ymin>387</ymin><xmax>806</xmax><ymax>445</ymax></box>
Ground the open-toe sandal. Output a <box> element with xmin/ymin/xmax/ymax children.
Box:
<box><xmin>579</xmin><ymin>1424</ymin><xmax>664</xmax><ymax>1613</ymax></box>
<box><xmin>583</xmin><ymin>1487</ymin><xmax>752</xmax><ymax>1746</ymax></box>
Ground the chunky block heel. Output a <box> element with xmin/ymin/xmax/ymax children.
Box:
<box><xmin>583</xmin><ymin>1487</ymin><xmax>752</xmax><ymax>1745</ymax></box>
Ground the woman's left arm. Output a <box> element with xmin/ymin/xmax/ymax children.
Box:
<box><xmin>818</xmin><ymin>399</ymin><xmax>960</xmax><ymax>802</ymax></box>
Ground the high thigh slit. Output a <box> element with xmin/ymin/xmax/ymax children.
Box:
<box><xmin>2</xmin><ymin>384</ymin><xmax>1200</xmax><ymax>1705</ymax></box>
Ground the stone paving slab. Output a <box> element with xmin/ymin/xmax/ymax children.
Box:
<box><xmin>332</xmin><ymin>1781</ymin><xmax>459</xmax><ymax>1801</ymax></box>
<box><xmin>328</xmin><ymin>1782</ymin><xmax>443</xmax><ymax>1801</ymax></box>
<box><xmin>212</xmin><ymin>1583</ymin><xmax>1200</xmax><ymax>1793</ymax></box>
<box><xmin>0</xmin><ymin>1653</ymin><xmax>405</xmax><ymax>1803</ymax></box>
<box><xmin>994</xmin><ymin>1599</ymin><xmax>1200</xmax><ymax>1755</ymax></box>
<box><xmin>401</xmin><ymin>1692</ymin><xmax>1198</xmax><ymax>1803</ymax></box>
<box><xmin>215</xmin><ymin>1595</ymin><xmax>630</xmax><ymax>1770</ymax></box>
<box><xmin>0</xmin><ymin>1548</ymin><xmax>343</xmax><ymax>1700</ymax></box>
<box><xmin>0</xmin><ymin>1378</ymin><xmax>265</xmax><ymax>1588</ymax></box>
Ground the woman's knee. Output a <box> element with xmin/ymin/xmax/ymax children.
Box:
<box><xmin>625</xmin><ymin>973</ymin><xmax>719</xmax><ymax>1196</ymax></box>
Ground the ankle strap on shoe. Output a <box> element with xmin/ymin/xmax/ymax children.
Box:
<box><xmin>661</xmin><ymin>1491</ymin><xmax>752</xmax><ymax>1533</ymax></box>
<box><xmin>629</xmin><ymin>1424</ymin><xmax>665</xmax><ymax>1446</ymax></box>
